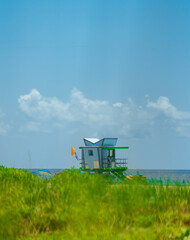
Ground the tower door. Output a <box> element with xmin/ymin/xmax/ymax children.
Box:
<box><xmin>93</xmin><ymin>160</ymin><xmax>100</xmax><ymax>169</ymax></box>
<box><xmin>107</xmin><ymin>149</ymin><xmax>115</xmax><ymax>168</ymax></box>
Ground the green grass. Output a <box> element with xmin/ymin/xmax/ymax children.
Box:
<box><xmin>1</xmin><ymin>166</ymin><xmax>190</xmax><ymax>239</ymax></box>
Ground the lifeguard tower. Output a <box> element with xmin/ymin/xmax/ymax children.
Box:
<box><xmin>79</xmin><ymin>138</ymin><xmax>129</xmax><ymax>180</ymax></box>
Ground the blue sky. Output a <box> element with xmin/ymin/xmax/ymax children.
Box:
<box><xmin>0</xmin><ymin>0</ymin><xmax>190</xmax><ymax>169</ymax></box>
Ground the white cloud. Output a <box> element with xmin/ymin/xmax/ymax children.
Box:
<box><xmin>18</xmin><ymin>89</ymin><xmax>71</xmax><ymax>120</ymax></box>
<box><xmin>147</xmin><ymin>96</ymin><xmax>190</xmax><ymax>137</ymax></box>
<box><xmin>147</xmin><ymin>96</ymin><xmax>190</xmax><ymax>120</ymax></box>
<box><xmin>112</xmin><ymin>98</ymin><xmax>155</xmax><ymax>138</ymax></box>
<box><xmin>18</xmin><ymin>89</ymin><xmax>190</xmax><ymax>138</ymax></box>
<box><xmin>113</xmin><ymin>102</ymin><xmax>123</xmax><ymax>108</ymax></box>
<box><xmin>18</xmin><ymin>88</ymin><xmax>110</xmax><ymax>123</ymax></box>
<box><xmin>69</xmin><ymin>88</ymin><xmax>110</xmax><ymax>123</ymax></box>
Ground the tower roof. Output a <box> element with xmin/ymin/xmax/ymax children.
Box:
<box><xmin>84</xmin><ymin>138</ymin><xmax>100</xmax><ymax>144</ymax></box>
<box><xmin>83</xmin><ymin>138</ymin><xmax>118</xmax><ymax>146</ymax></box>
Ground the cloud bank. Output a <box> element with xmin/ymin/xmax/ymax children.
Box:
<box><xmin>18</xmin><ymin>89</ymin><xmax>190</xmax><ymax>138</ymax></box>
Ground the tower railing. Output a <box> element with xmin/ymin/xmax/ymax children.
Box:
<box><xmin>80</xmin><ymin>158</ymin><xmax>128</xmax><ymax>169</ymax></box>
<box><xmin>102</xmin><ymin>158</ymin><xmax>128</xmax><ymax>168</ymax></box>
<box><xmin>115</xmin><ymin>158</ymin><xmax>128</xmax><ymax>168</ymax></box>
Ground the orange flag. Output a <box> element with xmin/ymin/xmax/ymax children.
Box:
<box><xmin>71</xmin><ymin>146</ymin><xmax>79</xmax><ymax>161</ymax></box>
<box><xmin>71</xmin><ymin>146</ymin><xmax>75</xmax><ymax>156</ymax></box>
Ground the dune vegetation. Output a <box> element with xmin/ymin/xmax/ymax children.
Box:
<box><xmin>1</xmin><ymin>166</ymin><xmax>190</xmax><ymax>239</ymax></box>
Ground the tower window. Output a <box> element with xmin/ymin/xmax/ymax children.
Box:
<box><xmin>88</xmin><ymin>150</ymin><xmax>93</xmax><ymax>156</ymax></box>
